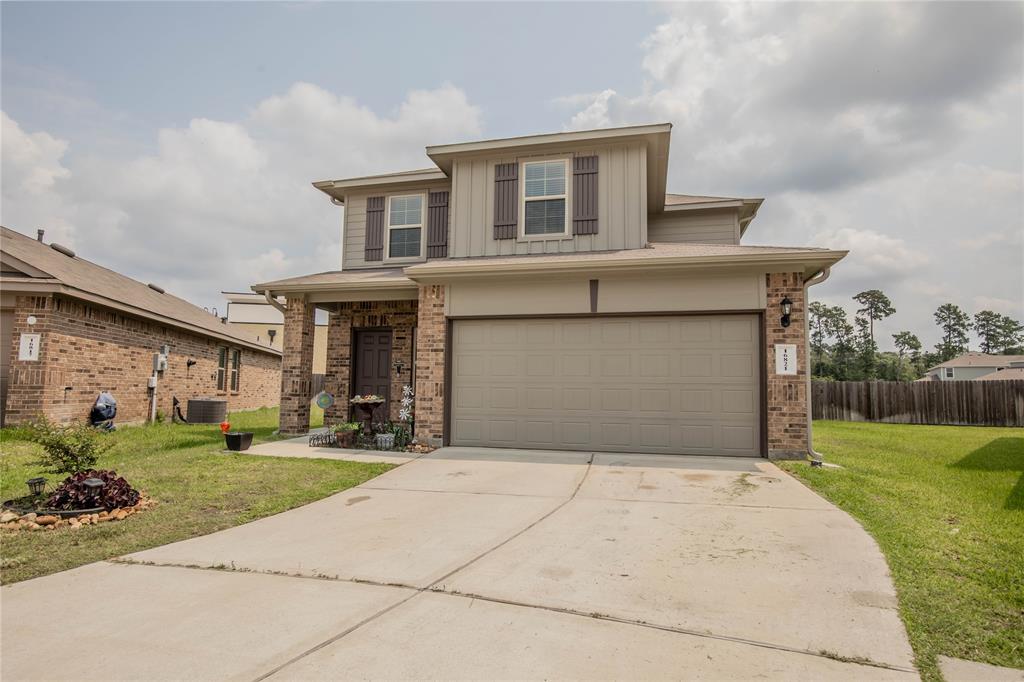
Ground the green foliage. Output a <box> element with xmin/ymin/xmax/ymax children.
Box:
<box><xmin>974</xmin><ymin>310</ymin><xmax>1024</xmax><ymax>355</ymax></box>
<box><xmin>853</xmin><ymin>289</ymin><xmax>895</xmax><ymax>345</ymax></box>
<box><xmin>329</xmin><ymin>421</ymin><xmax>362</xmax><ymax>433</ymax></box>
<box><xmin>25</xmin><ymin>417</ymin><xmax>113</xmax><ymax>475</ymax></box>
<box><xmin>934</xmin><ymin>303</ymin><xmax>972</xmax><ymax>361</ymax></box>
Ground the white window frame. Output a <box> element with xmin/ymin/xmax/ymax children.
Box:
<box><xmin>518</xmin><ymin>156</ymin><xmax>572</xmax><ymax>241</ymax></box>
<box><xmin>385</xmin><ymin>193</ymin><xmax>426</xmax><ymax>262</ymax></box>
<box><xmin>944</xmin><ymin>367</ymin><xmax>954</xmax><ymax>379</ymax></box>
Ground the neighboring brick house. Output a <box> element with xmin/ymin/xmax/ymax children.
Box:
<box><xmin>254</xmin><ymin>124</ymin><xmax>846</xmax><ymax>459</ymax></box>
<box><xmin>1</xmin><ymin>227</ymin><xmax>281</xmax><ymax>426</ymax></box>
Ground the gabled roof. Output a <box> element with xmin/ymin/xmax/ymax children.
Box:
<box><xmin>313</xmin><ymin>123</ymin><xmax>674</xmax><ymax>211</ymax></box>
<box><xmin>1</xmin><ymin>226</ymin><xmax>278</xmax><ymax>355</ymax></box>
<box><xmin>927</xmin><ymin>353</ymin><xmax>1024</xmax><ymax>371</ymax></box>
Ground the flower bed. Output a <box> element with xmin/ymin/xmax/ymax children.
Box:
<box><xmin>1</xmin><ymin>495</ymin><xmax>155</xmax><ymax>532</ymax></box>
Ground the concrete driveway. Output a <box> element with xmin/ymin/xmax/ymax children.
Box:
<box><xmin>2</xmin><ymin>448</ymin><xmax>917</xmax><ymax>681</ymax></box>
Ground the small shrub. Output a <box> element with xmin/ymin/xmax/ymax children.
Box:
<box><xmin>329</xmin><ymin>421</ymin><xmax>362</xmax><ymax>434</ymax></box>
<box><xmin>26</xmin><ymin>417</ymin><xmax>112</xmax><ymax>474</ymax></box>
<box><xmin>47</xmin><ymin>470</ymin><xmax>141</xmax><ymax>512</ymax></box>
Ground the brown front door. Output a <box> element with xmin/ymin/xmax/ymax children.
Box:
<box><xmin>353</xmin><ymin>329</ymin><xmax>392</xmax><ymax>423</ymax></box>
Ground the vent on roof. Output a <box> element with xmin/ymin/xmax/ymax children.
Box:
<box><xmin>50</xmin><ymin>243</ymin><xmax>75</xmax><ymax>258</ymax></box>
<box><xmin>148</xmin><ymin>283</ymin><xmax>165</xmax><ymax>294</ymax></box>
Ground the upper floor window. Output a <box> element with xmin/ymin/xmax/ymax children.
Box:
<box><xmin>387</xmin><ymin>194</ymin><xmax>424</xmax><ymax>260</ymax></box>
<box><xmin>522</xmin><ymin>160</ymin><xmax>568</xmax><ymax>236</ymax></box>
<box><xmin>944</xmin><ymin>367</ymin><xmax>954</xmax><ymax>379</ymax></box>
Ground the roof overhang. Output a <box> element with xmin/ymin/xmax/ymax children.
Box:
<box><xmin>0</xmin><ymin>277</ymin><xmax>280</xmax><ymax>356</ymax></box>
<box><xmin>312</xmin><ymin>168</ymin><xmax>449</xmax><ymax>203</ymax></box>
<box><xmin>251</xmin><ymin>272</ymin><xmax>418</xmax><ymax>304</ymax></box>
<box><xmin>427</xmin><ymin>123</ymin><xmax>673</xmax><ymax>212</ymax></box>
<box><xmin>404</xmin><ymin>249</ymin><xmax>847</xmax><ymax>284</ymax></box>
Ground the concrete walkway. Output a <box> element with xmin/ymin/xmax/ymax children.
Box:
<box><xmin>244</xmin><ymin>434</ymin><xmax>417</xmax><ymax>464</ymax></box>
<box><xmin>1</xmin><ymin>448</ymin><xmax>918</xmax><ymax>681</ymax></box>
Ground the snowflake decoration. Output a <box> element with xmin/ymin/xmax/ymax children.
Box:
<box><xmin>399</xmin><ymin>408</ymin><xmax>412</xmax><ymax>421</ymax></box>
<box><xmin>402</xmin><ymin>384</ymin><xmax>414</xmax><ymax>397</ymax></box>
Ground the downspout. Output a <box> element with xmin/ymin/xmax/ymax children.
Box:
<box><xmin>803</xmin><ymin>267</ymin><xmax>831</xmax><ymax>464</ymax></box>
<box><xmin>264</xmin><ymin>290</ymin><xmax>288</xmax><ymax>315</ymax></box>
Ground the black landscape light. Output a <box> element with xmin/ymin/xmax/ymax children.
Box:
<box><xmin>83</xmin><ymin>477</ymin><xmax>104</xmax><ymax>501</ymax></box>
<box><xmin>26</xmin><ymin>477</ymin><xmax>47</xmax><ymax>496</ymax></box>
<box><xmin>780</xmin><ymin>297</ymin><xmax>793</xmax><ymax>328</ymax></box>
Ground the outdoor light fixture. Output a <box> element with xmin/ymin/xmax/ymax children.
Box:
<box><xmin>780</xmin><ymin>297</ymin><xmax>793</xmax><ymax>328</ymax></box>
<box><xmin>26</xmin><ymin>477</ymin><xmax>47</xmax><ymax>496</ymax></box>
<box><xmin>393</xmin><ymin>359</ymin><xmax>405</xmax><ymax>375</ymax></box>
<box><xmin>82</xmin><ymin>477</ymin><xmax>104</xmax><ymax>500</ymax></box>
<box><xmin>267</xmin><ymin>329</ymin><xmax>277</xmax><ymax>345</ymax></box>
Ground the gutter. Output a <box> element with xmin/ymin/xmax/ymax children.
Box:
<box><xmin>264</xmin><ymin>290</ymin><xmax>288</xmax><ymax>315</ymax></box>
<box><xmin>802</xmin><ymin>267</ymin><xmax>831</xmax><ymax>464</ymax></box>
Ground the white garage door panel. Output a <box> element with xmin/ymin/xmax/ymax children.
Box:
<box><xmin>450</xmin><ymin>316</ymin><xmax>761</xmax><ymax>456</ymax></box>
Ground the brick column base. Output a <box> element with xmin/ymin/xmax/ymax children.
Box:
<box><xmin>279</xmin><ymin>297</ymin><xmax>315</xmax><ymax>436</ymax></box>
<box><xmin>414</xmin><ymin>285</ymin><xmax>446</xmax><ymax>445</ymax></box>
<box><xmin>765</xmin><ymin>272</ymin><xmax>808</xmax><ymax>460</ymax></box>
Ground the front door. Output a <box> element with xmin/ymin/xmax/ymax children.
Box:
<box><xmin>353</xmin><ymin>329</ymin><xmax>392</xmax><ymax>423</ymax></box>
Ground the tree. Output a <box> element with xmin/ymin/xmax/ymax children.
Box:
<box><xmin>826</xmin><ymin>311</ymin><xmax>857</xmax><ymax>380</ymax></box>
<box><xmin>973</xmin><ymin>310</ymin><xmax>1002</xmax><ymax>354</ymax></box>
<box><xmin>892</xmin><ymin>331</ymin><xmax>922</xmax><ymax>380</ymax></box>
<box><xmin>853</xmin><ymin>290</ymin><xmax>895</xmax><ymax>346</ymax></box>
<box><xmin>996</xmin><ymin>314</ymin><xmax>1024</xmax><ymax>354</ymax></box>
<box><xmin>934</xmin><ymin>303</ymin><xmax>971</xmax><ymax>362</ymax></box>
<box><xmin>809</xmin><ymin>302</ymin><xmax>831</xmax><ymax>377</ymax></box>
<box><xmin>855</xmin><ymin>315</ymin><xmax>877</xmax><ymax>379</ymax></box>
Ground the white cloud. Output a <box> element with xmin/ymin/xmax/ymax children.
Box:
<box><xmin>0</xmin><ymin>82</ymin><xmax>483</xmax><ymax>309</ymax></box>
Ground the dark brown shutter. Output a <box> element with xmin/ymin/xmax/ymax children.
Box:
<box><xmin>427</xmin><ymin>190</ymin><xmax>449</xmax><ymax>258</ymax></box>
<box><xmin>493</xmin><ymin>162</ymin><xmax>518</xmax><ymax>240</ymax></box>
<box><xmin>573</xmin><ymin>155</ymin><xmax>598</xmax><ymax>235</ymax></box>
<box><xmin>365</xmin><ymin>196</ymin><xmax>385</xmax><ymax>261</ymax></box>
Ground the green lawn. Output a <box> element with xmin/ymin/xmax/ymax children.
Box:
<box><xmin>780</xmin><ymin>421</ymin><xmax>1023</xmax><ymax>681</ymax></box>
<box><xmin>0</xmin><ymin>406</ymin><xmax>391</xmax><ymax>585</ymax></box>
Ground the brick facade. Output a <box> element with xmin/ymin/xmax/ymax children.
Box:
<box><xmin>414</xmin><ymin>285</ymin><xmax>446</xmax><ymax>445</ymax></box>
<box><xmin>321</xmin><ymin>299</ymin><xmax>418</xmax><ymax>427</ymax></box>
<box><xmin>2</xmin><ymin>294</ymin><xmax>281</xmax><ymax>426</ymax></box>
<box><xmin>279</xmin><ymin>297</ymin><xmax>315</xmax><ymax>435</ymax></box>
<box><xmin>765</xmin><ymin>272</ymin><xmax>808</xmax><ymax>459</ymax></box>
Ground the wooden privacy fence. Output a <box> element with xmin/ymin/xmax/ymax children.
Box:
<box><xmin>812</xmin><ymin>380</ymin><xmax>1024</xmax><ymax>427</ymax></box>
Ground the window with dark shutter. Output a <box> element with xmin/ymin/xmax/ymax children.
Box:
<box><xmin>229</xmin><ymin>349</ymin><xmax>241</xmax><ymax>392</ymax></box>
<box><xmin>365</xmin><ymin>196</ymin><xmax>385</xmax><ymax>261</ymax></box>
<box><xmin>493</xmin><ymin>163</ymin><xmax>518</xmax><ymax>240</ymax></box>
<box><xmin>573</xmin><ymin>155</ymin><xmax>598</xmax><ymax>235</ymax></box>
<box><xmin>216</xmin><ymin>346</ymin><xmax>227</xmax><ymax>391</ymax></box>
<box><xmin>427</xmin><ymin>190</ymin><xmax>449</xmax><ymax>258</ymax></box>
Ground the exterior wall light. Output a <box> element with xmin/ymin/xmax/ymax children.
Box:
<box><xmin>26</xmin><ymin>477</ymin><xmax>47</xmax><ymax>496</ymax></box>
<box><xmin>780</xmin><ymin>297</ymin><xmax>793</xmax><ymax>328</ymax></box>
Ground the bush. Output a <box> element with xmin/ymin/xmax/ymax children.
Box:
<box><xmin>47</xmin><ymin>470</ymin><xmax>141</xmax><ymax>512</ymax></box>
<box><xmin>329</xmin><ymin>421</ymin><xmax>362</xmax><ymax>434</ymax></box>
<box><xmin>26</xmin><ymin>417</ymin><xmax>112</xmax><ymax>474</ymax></box>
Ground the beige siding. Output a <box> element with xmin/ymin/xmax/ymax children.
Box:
<box><xmin>446</xmin><ymin>271</ymin><xmax>765</xmax><ymax>318</ymax></box>
<box><xmin>342</xmin><ymin>182</ymin><xmax>451</xmax><ymax>271</ymax></box>
<box><xmin>449</xmin><ymin>143</ymin><xmax>648</xmax><ymax>258</ymax></box>
<box><xmin>647</xmin><ymin>208</ymin><xmax>740</xmax><ymax>245</ymax></box>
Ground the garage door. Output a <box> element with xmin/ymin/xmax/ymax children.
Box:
<box><xmin>450</xmin><ymin>315</ymin><xmax>761</xmax><ymax>456</ymax></box>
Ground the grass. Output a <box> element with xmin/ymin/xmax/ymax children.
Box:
<box><xmin>779</xmin><ymin>421</ymin><xmax>1024</xmax><ymax>681</ymax></box>
<box><xmin>0</xmin><ymin>406</ymin><xmax>392</xmax><ymax>585</ymax></box>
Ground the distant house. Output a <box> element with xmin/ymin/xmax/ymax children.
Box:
<box><xmin>222</xmin><ymin>291</ymin><xmax>328</xmax><ymax>375</ymax></box>
<box><xmin>1</xmin><ymin>227</ymin><xmax>281</xmax><ymax>426</ymax></box>
<box><xmin>975</xmin><ymin>362</ymin><xmax>1024</xmax><ymax>381</ymax></box>
<box><xmin>922</xmin><ymin>353</ymin><xmax>1024</xmax><ymax>381</ymax></box>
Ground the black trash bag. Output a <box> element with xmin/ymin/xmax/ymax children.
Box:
<box><xmin>90</xmin><ymin>392</ymin><xmax>117</xmax><ymax>430</ymax></box>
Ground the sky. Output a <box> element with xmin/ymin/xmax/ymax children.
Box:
<box><xmin>2</xmin><ymin>1</ymin><xmax>1022</xmax><ymax>349</ymax></box>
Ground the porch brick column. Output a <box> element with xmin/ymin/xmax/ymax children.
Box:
<box><xmin>279</xmin><ymin>296</ymin><xmax>315</xmax><ymax>436</ymax></box>
<box><xmin>765</xmin><ymin>272</ymin><xmax>808</xmax><ymax>459</ymax></box>
<box><xmin>414</xmin><ymin>284</ymin><xmax>446</xmax><ymax>445</ymax></box>
<box><xmin>322</xmin><ymin>309</ymin><xmax>352</xmax><ymax>427</ymax></box>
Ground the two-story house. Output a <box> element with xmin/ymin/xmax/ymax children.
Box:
<box><xmin>253</xmin><ymin>123</ymin><xmax>846</xmax><ymax>459</ymax></box>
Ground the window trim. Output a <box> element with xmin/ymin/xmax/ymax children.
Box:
<box><xmin>944</xmin><ymin>367</ymin><xmax>954</xmax><ymax>379</ymax></box>
<box><xmin>384</xmin><ymin>192</ymin><xmax>427</xmax><ymax>262</ymax></box>
<box><xmin>216</xmin><ymin>346</ymin><xmax>228</xmax><ymax>392</ymax></box>
<box><xmin>229</xmin><ymin>348</ymin><xmax>241</xmax><ymax>393</ymax></box>
<box><xmin>518</xmin><ymin>156</ymin><xmax>572</xmax><ymax>241</ymax></box>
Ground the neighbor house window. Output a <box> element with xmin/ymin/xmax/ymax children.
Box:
<box><xmin>217</xmin><ymin>347</ymin><xmax>228</xmax><ymax>391</ymax></box>
<box><xmin>944</xmin><ymin>367</ymin><xmax>954</xmax><ymax>379</ymax></box>
<box><xmin>386</xmin><ymin>194</ymin><xmax>424</xmax><ymax>259</ymax></box>
<box><xmin>522</xmin><ymin>159</ymin><xmax>568</xmax><ymax>236</ymax></box>
<box><xmin>229</xmin><ymin>349</ymin><xmax>241</xmax><ymax>392</ymax></box>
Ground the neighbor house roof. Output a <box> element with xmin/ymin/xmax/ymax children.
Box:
<box><xmin>927</xmin><ymin>353</ymin><xmax>1024</xmax><ymax>371</ymax></box>
<box><xmin>976</xmin><ymin>367</ymin><xmax>1024</xmax><ymax>381</ymax></box>
<box><xmin>404</xmin><ymin>242</ymin><xmax>847</xmax><ymax>281</ymax></box>
<box><xmin>1</xmin><ymin>226</ymin><xmax>279</xmax><ymax>355</ymax></box>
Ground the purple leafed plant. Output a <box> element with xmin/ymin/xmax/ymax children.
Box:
<box><xmin>47</xmin><ymin>470</ymin><xmax>141</xmax><ymax>511</ymax></box>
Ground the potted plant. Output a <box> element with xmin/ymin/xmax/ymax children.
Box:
<box><xmin>330</xmin><ymin>422</ymin><xmax>361</xmax><ymax>448</ymax></box>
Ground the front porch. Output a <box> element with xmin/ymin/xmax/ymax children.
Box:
<box><xmin>270</xmin><ymin>270</ymin><xmax>446</xmax><ymax>442</ymax></box>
